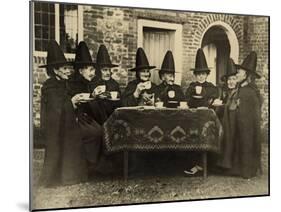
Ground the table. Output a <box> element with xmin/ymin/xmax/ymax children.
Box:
<box><xmin>103</xmin><ymin>107</ymin><xmax>223</xmax><ymax>180</ymax></box>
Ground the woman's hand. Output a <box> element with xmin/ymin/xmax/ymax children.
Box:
<box><xmin>71</xmin><ymin>93</ymin><xmax>93</xmax><ymax>108</ymax></box>
<box><xmin>133</xmin><ymin>82</ymin><xmax>146</xmax><ymax>98</ymax></box>
<box><xmin>142</xmin><ymin>92</ymin><xmax>154</xmax><ymax>105</ymax></box>
<box><xmin>90</xmin><ymin>91</ymin><xmax>97</xmax><ymax>99</ymax></box>
<box><xmin>71</xmin><ymin>94</ymin><xmax>81</xmax><ymax>109</ymax></box>
<box><xmin>97</xmin><ymin>91</ymin><xmax>110</xmax><ymax>99</ymax></box>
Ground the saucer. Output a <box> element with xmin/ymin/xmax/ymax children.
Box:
<box><xmin>108</xmin><ymin>98</ymin><xmax>120</xmax><ymax>101</ymax></box>
<box><xmin>192</xmin><ymin>95</ymin><xmax>203</xmax><ymax>99</ymax></box>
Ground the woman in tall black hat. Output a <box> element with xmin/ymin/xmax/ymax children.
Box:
<box><xmin>90</xmin><ymin>44</ymin><xmax>121</xmax><ymax>124</ymax></box>
<box><xmin>229</xmin><ymin>51</ymin><xmax>262</xmax><ymax>178</ymax></box>
<box><xmin>154</xmin><ymin>50</ymin><xmax>185</xmax><ymax>108</ymax></box>
<box><xmin>67</xmin><ymin>41</ymin><xmax>105</xmax><ymax>176</ymax></box>
<box><xmin>39</xmin><ymin>40</ymin><xmax>88</xmax><ymax>187</ymax></box>
<box><xmin>215</xmin><ymin>58</ymin><xmax>238</xmax><ymax>120</ymax></box>
<box><xmin>184</xmin><ymin>48</ymin><xmax>219</xmax><ymax>176</ymax></box>
<box><xmin>185</xmin><ymin>48</ymin><xmax>219</xmax><ymax>108</ymax></box>
<box><xmin>122</xmin><ymin>48</ymin><xmax>156</xmax><ymax>106</ymax></box>
<box><xmin>215</xmin><ymin>58</ymin><xmax>240</xmax><ymax>171</ymax></box>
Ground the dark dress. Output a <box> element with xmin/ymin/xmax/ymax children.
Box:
<box><xmin>67</xmin><ymin>74</ymin><xmax>103</xmax><ymax>165</ymax></box>
<box><xmin>216</xmin><ymin>87</ymin><xmax>239</xmax><ymax>169</ymax></box>
<box><xmin>235</xmin><ymin>82</ymin><xmax>262</xmax><ymax>178</ymax></box>
<box><xmin>122</xmin><ymin>79</ymin><xmax>156</xmax><ymax>106</ymax></box>
<box><xmin>90</xmin><ymin>77</ymin><xmax>122</xmax><ymax>124</ymax></box>
<box><xmin>185</xmin><ymin>81</ymin><xmax>218</xmax><ymax>108</ymax></box>
<box><xmin>153</xmin><ymin>82</ymin><xmax>185</xmax><ymax>107</ymax></box>
<box><xmin>40</xmin><ymin>77</ymin><xmax>88</xmax><ymax>187</ymax></box>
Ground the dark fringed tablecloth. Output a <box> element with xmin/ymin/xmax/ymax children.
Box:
<box><xmin>103</xmin><ymin>107</ymin><xmax>223</xmax><ymax>153</ymax></box>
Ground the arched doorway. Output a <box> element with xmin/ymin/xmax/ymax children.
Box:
<box><xmin>200</xmin><ymin>21</ymin><xmax>239</xmax><ymax>85</ymax></box>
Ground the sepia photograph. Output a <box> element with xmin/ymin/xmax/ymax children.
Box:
<box><xmin>30</xmin><ymin>0</ymin><xmax>269</xmax><ymax>210</ymax></box>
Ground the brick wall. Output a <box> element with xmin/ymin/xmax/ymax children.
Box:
<box><xmin>243</xmin><ymin>16</ymin><xmax>269</xmax><ymax>138</ymax></box>
<box><xmin>33</xmin><ymin>56</ymin><xmax>48</xmax><ymax>127</ymax></box>
<box><xmin>32</xmin><ymin>5</ymin><xmax>269</xmax><ymax>141</ymax></box>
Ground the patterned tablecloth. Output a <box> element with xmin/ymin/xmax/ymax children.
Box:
<box><xmin>103</xmin><ymin>107</ymin><xmax>223</xmax><ymax>153</ymax></box>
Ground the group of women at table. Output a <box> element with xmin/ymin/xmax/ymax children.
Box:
<box><xmin>38</xmin><ymin>39</ymin><xmax>262</xmax><ymax>187</ymax></box>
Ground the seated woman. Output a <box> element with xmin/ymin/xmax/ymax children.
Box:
<box><xmin>89</xmin><ymin>44</ymin><xmax>121</xmax><ymax>125</ymax></box>
<box><xmin>154</xmin><ymin>50</ymin><xmax>185</xmax><ymax>108</ymax></box>
<box><xmin>185</xmin><ymin>48</ymin><xmax>218</xmax><ymax>108</ymax></box>
<box><xmin>122</xmin><ymin>48</ymin><xmax>156</xmax><ymax>107</ymax></box>
<box><xmin>39</xmin><ymin>40</ymin><xmax>88</xmax><ymax>187</ymax></box>
<box><xmin>67</xmin><ymin>41</ymin><xmax>103</xmax><ymax>175</ymax></box>
<box><xmin>184</xmin><ymin>49</ymin><xmax>219</xmax><ymax>176</ymax></box>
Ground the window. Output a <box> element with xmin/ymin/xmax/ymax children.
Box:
<box><xmin>138</xmin><ymin>19</ymin><xmax>183</xmax><ymax>85</ymax></box>
<box><xmin>143</xmin><ymin>27</ymin><xmax>175</xmax><ymax>84</ymax></box>
<box><xmin>34</xmin><ymin>2</ymin><xmax>55</xmax><ymax>51</ymax></box>
<box><xmin>59</xmin><ymin>5</ymin><xmax>78</xmax><ymax>53</ymax></box>
<box><xmin>33</xmin><ymin>2</ymin><xmax>81</xmax><ymax>54</ymax></box>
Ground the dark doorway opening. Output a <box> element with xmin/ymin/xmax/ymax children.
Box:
<box><xmin>201</xmin><ymin>26</ymin><xmax>231</xmax><ymax>85</ymax></box>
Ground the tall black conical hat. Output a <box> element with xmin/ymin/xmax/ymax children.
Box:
<box><xmin>129</xmin><ymin>48</ymin><xmax>156</xmax><ymax>72</ymax></box>
<box><xmin>96</xmin><ymin>44</ymin><xmax>118</xmax><ymax>68</ymax></box>
<box><xmin>236</xmin><ymin>51</ymin><xmax>260</xmax><ymax>78</ymax></box>
<box><xmin>221</xmin><ymin>58</ymin><xmax>237</xmax><ymax>81</ymax></box>
<box><xmin>73</xmin><ymin>41</ymin><xmax>96</xmax><ymax>68</ymax></box>
<box><xmin>191</xmin><ymin>48</ymin><xmax>210</xmax><ymax>74</ymax></box>
<box><xmin>159</xmin><ymin>51</ymin><xmax>176</xmax><ymax>73</ymax></box>
<box><xmin>39</xmin><ymin>40</ymin><xmax>71</xmax><ymax>68</ymax></box>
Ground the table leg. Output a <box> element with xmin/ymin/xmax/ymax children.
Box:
<box><xmin>202</xmin><ymin>152</ymin><xmax>207</xmax><ymax>179</ymax></box>
<box><xmin>124</xmin><ymin>151</ymin><xmax>128</xmax><ymax>182</ymax></box>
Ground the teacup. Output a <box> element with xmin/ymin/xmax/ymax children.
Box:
<box><xmin>94</xmin><ymin>85</ymin><xmax>106</xmax><ymax>95</ymax></box>
<box><xmin>155</xmin><ymin>101</ymin><xmax>164</xmax><ymax>108</ymax></box>
<box><xmin>168</xmin><ymin>90</ymin><xmax>175</xmax><ymax>98</ymax></box>
<box><xmin>110</xmin><ymin>91</ymin><xmax>118</xmax><ymax>99</ymax></box>
<box><xmin>212</xmin><ymin>99</ymin><xmax>223</xmax><ymax>106</ymax></box>
<box><xmin>179</xmin><ymin>101</ymin><xmax>188</xmax><ymax>108</ymax></box>
<box><xmin>195</xmin><ymin>86</ymin><xmax>202</xmax><ymax>95</ymax></box>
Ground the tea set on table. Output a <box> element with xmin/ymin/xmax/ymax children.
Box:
<box><xmin>76</xmin><ymin>85</ymin><xmax>120</xmax><ymax>103</ymax></box>
<box><xmin>75</xmin><ymin>84</ymin><xmax>223</xmax><ymax>109</ymax></box>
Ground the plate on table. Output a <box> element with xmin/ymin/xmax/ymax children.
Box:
<box><xmin>155</xmin><ymin>106</ymin><xmax>165</xmax><ymax>109</ymax></box>
<box><xmin>107</xmin><ymin>98</ymin><xmax>120</xmax><ymax>101</ymax></box>
<box><xmin>197</xmin><ymin>106</ymin><xmax>209</xmax><ymax>110</ymax></box>
<box><xmin>177</xmin><ymin>106</ymin><xmax>189</xmax><ymax>109</ymax></box>
<box><xmin>141</xmin><ymin>106</ymin><xmax>156</xmax><ymax>109</ymax></box>
<box><xmin>192</xmin><ymin>95</ymin><xmax>203</xmax><ymax>99</ymax></box>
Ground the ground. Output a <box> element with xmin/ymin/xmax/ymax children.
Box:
<box><xmin>32</xmin><ymin>143</ymin><xmax>268</xmax><ymax>210</ymax></box>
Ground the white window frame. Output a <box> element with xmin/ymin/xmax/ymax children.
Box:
<box><xmin>32</xmin><ymin>2</ymin><xmax>84</xmax><ymax>59</ymax></box>
<box><xmin>137</xmin><ymin>19</ymin><xmax>183</xmax><ymax>85</ymax></box>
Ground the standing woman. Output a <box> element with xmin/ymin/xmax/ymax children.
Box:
<box><xmin>216</xmin><ymin>58</ymin><xmax>239</xmax><ymax>171</ymax></box>
<box><xmin>39</xmin><ymin>40</ymin><xmax>88</xmax><ymax>187</ymax></box>
<box><xmin>234</xmin><ymin>51</ymin><xmax>262</xmax><ymax>178</ymax></box>
<box><xmin>215</xmin><ymin>58</ymin><xmax>238</xmax><ymax>121</ymax></box>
